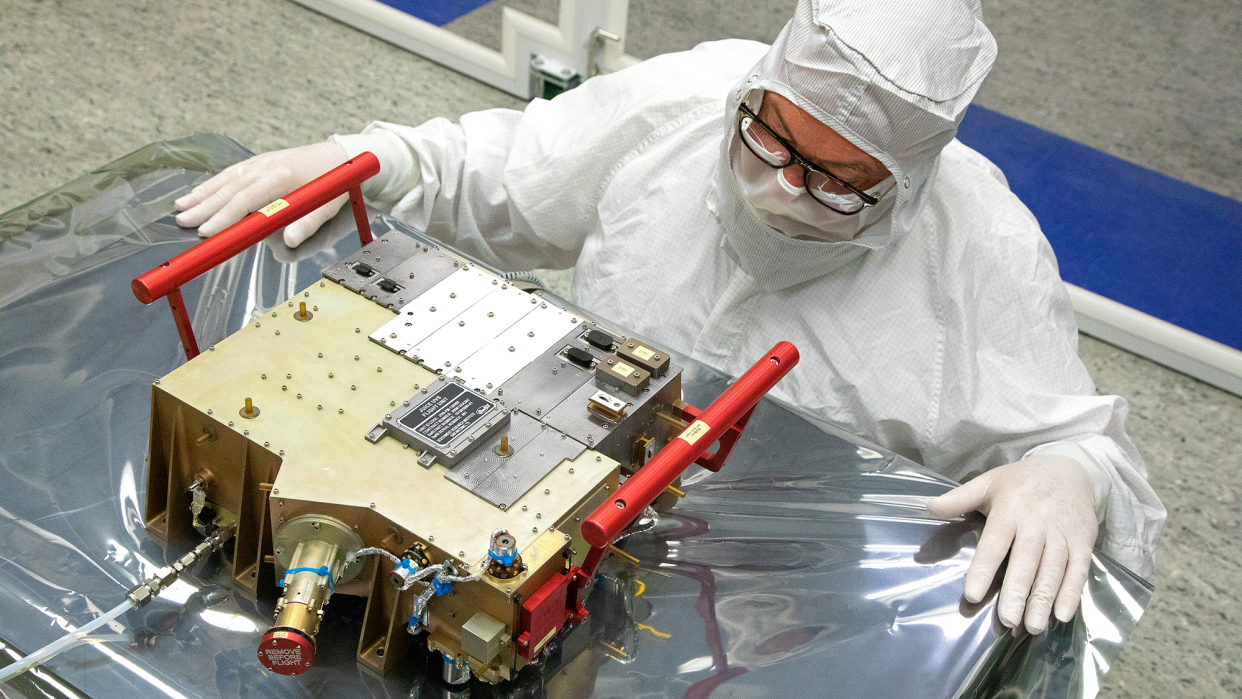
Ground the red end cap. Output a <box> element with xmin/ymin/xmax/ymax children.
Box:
<box><xmin>258</xmin><ymin>627</ymin><xmax>315</xmax><ymax>675</ymax></box>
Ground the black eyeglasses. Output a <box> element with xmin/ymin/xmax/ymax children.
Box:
<box><xmin>737</xmin><ymin>103</ymin><xmax>894</xmax><ymax>215</ymax></box>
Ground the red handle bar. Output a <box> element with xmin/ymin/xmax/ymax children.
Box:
<box><xmin>581</xmin><ymin>341</ymin><xmax>800</xmax><ymax>548</ymax></box>
<box><xmin>132</xmin><ymin>152</ymin><xmax>380</xmax><ymax>359</ymax></box>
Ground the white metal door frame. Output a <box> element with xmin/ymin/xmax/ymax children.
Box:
<box><xmin>292</xmin><ymin>0</ymin><xmax>641</xmax><ymax>99</ymax></box>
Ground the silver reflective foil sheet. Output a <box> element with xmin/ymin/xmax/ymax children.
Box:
<box><xmin>0</xmin><ymin>135</ymin><xmax>1151</xmax><ymax>699</ymax></box>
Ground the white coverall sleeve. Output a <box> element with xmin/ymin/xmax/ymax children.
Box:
<box><xmin>925</xmin><ymin>145</ymin><xmax>1166</xmax><ymax>578</ymax></box>
<box><xmin>333</xmin><ymin>111</ymin><xmax>581</xmax><ymax>272</ymax></box>
<box><xmin>330</xmin><ymin>47</ymin><xmax>734</xmax><ymax>273</ymax></box>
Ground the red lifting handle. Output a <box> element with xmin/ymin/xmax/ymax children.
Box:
<box><xmin>132</xmin><ymin>152</ymin><xmax>380</xmax><ymax>360</ymax></box>
<box><xmin>581</xmin><ymin>341</ymin><xmax>799</xmax><ymax>550</ymax></box>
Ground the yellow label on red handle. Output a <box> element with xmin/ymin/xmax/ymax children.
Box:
<box><xmin>258</xmin><ymin>199</ymin><xmax>290</xmax><ymax>217</ymax></box>
<box><xmin>678</xmin><ymin>420</ymin><xmax>710</xmax><ymax>446</ymax></box>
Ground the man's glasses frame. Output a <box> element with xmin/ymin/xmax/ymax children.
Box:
<box><xmin>737</xmin><ymin>102</ymin><xmax>895</xmax><ymax>215</ymax></box>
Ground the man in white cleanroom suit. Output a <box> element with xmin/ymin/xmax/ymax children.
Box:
<box><xmin>175</xmin><ymin>0</ymin><xmax>1165</xmax><ymax>635</ymax></box>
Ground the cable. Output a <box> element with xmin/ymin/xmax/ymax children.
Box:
<box><xmin>0</xmin><ymin>525</ymin><xmax>234</xmax><ymax>686</ymax></box>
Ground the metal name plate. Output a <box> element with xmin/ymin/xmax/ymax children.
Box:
<box><xmin>382</xmin><ymin>381</ymin><xmax>509</xmax><ymax>466</ymax></box>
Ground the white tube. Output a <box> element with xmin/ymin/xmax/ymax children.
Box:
<box><xmin>0</xmin><ymin>599</ymin><xmax>134</xmax><ymax>685</ymax></box>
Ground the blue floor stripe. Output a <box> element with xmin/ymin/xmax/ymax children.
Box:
<box><xmin>376</xmin><ymin>0</ymin><xmax>490</xmax><ymax>26</ymax></box>
<box><xmin>957</xmin><ymin>106</ymin><xmax>1242</xmax><ymax>352</ymax></box>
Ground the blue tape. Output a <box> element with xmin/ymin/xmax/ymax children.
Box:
<box><xmin>431</xmin><ymin>575</ymin><xmax>452</xmax><ymax>596</ymax></box>
<box><xmin>280</xmin><ymin>565</ymin><xmax>334</xmax><ymax>593</ymax></box>
<box><xmin>488</xmin><ymin>548</ymin><xmax>518</xmax><ymax>566</ymax></box>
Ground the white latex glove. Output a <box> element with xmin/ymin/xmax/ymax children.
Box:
<box><xmin>174</xmin><ymin>140</ymin><xmax>349</xmax><ymax>248</ymax></box>
<box><xmin>927</xmin><ymin>455</ymin><xmax>1099</xmax><ymax>634</ymax></box>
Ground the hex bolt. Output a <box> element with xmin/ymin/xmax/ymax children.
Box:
<box><xmin>275</xmin><ymin>330</ymin><xmax>280</xmax><ymax>336</ymax></box>
<box><xmin>328</xmin><ymin>373</ymin><xmax>334</xmax><ymax>378</ymax></box>
<box><xmin>355</xmin><ymin>328</ymin><xmax>361</xmax><ymax>333</ymax></box>
<box><xmin>318</xmin><ymin>353</ymin><xmax>323</xmax><ymax>358</ymax></box>
<box><xmin>355</xmin><ymin>355</ymin><xmax>360</xmax><ymax>361</ymax></box>
<box><xmin>317</xmin><ymin>405</ymin><xmax>323</xmax><ymax>410</ymax></box>
<box><xmin>339</xmin><ymin>408</ymin><xmax>344</xmax><ymax>414</ymax></box>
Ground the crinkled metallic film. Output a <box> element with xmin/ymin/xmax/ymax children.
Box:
<box><xmin>0</xmin><ymin>135</ymin><xmax>1152</xmax><ymax>699</ymax></box>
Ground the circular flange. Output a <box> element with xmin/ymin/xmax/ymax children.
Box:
<box><xmin>273</xmin><ymin>514</ymin><xmax>366</xmax><ymax>583</ymax></box>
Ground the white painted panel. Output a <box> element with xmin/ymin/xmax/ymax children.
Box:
<box><xmin>413</xmin><ymin>284</ymin><xmax>542</xmax><ymax>371</ymax></box>
<box><xmin>456</xmin><ymin>303</ymin><xmax>584</xmax><ymax>392</ymax></box>
<box><xmin>370</xmin><ymin>268</ymin><xmax>498</xmax><ymax>354</ymax></box>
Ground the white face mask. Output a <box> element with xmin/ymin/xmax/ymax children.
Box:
<box><xmin>729</xmin><ymin>131</ymin><xmax>894</xmax><ymax>243</ymax></box>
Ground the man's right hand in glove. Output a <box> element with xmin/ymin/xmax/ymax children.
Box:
<box><xmin>174</xmin><ymin>140</ymin><xmax>349</xmax><ymax>248</ymax></box>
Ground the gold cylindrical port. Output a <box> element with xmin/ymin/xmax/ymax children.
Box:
<box><xmin>260</xmin><ymin>515</ymin><xmax>363</xmax><ymax>675</ymax></box>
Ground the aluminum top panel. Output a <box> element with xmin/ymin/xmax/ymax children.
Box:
<box><xmin>411</xmin><ymin>283</ymin><xmax>541</xmax><ymax>373</ymax></box>
<box><xmin>454</xmin><ymin>303</ymin><xmax>584</xmax><ymax>393</ymax></box>
<box><xmin>370</xmin><ymin>267</ymin><xmax>498</xmax><ymax>354</ymax></box>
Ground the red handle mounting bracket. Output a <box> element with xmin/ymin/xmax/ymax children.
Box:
<box><xmin>132</xmin><ymin>152</ymin><xmax>381</xmax><ymax>361</ymax></box>
<box><xmin>564</xmin><ymin>341</ymin><xmax>799</xmax><ymax>597</ymax></box>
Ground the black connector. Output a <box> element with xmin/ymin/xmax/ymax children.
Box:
<box><xmin>586</xmin><ymin>329</ymin><xmax>616</xmax><ymax>351</ymax></box>
<box><xmin>565</xmin><ymin>347</ymin><xmax>595</xmax><ymax>369</ymax></box>
<box><xmin>354</xmin><ymin>262</ymin><xmax>375</xmax><ymax>277</ymax></box>
<box><xmin>377</xmin><ymin>279</ymin><xmax>400</xmax><ymax>293</ymax></box>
